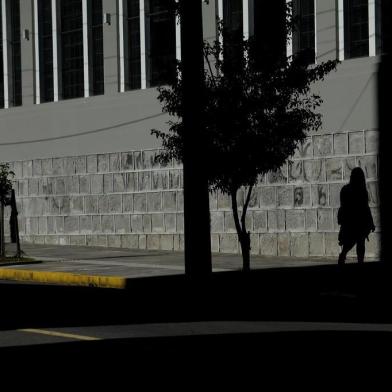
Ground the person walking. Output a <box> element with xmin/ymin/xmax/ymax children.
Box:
<box><xmin>337</xmin><ymin>167</ymin><xmax>375</xmax><ymax>264</ymax></box>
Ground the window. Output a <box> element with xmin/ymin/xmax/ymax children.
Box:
<box><xmin>61</xmin><ymin>0</ymin><xmax>84</xmax><ymax>99</ymax></box>
<box><xmin>223</xmin><ymin>0</ymin><xmax>243</xmax><ymax>69</ymax></box>
<box><xmin>344</xmin><ymin>0</ymin><xmax>369</xmax><ymax>59</ymax></box>
<box><xmin>253</xmin><ymin>0</ymin><xmax>287</xmax><ymax>67</ymax></box>
<box><xmin>0</xmin><ymin>5</ymin><xmax>4</xmax><ymax>109</ymax></box>
<box><xmin>293</xmin><ymin>0</ymin><xmax>315</xmax><ymax>64</ymax></box>
<box><xmin>126</xmin><ymin>0</ymin><xmax>141</xmax><ymax>90</ymax></box>
<box><xmin>90</xmin><ymin>0</ymin><xmax>104</xmax><ymax>95</ymax></box>
<box><xmin>9</xmin><ymin>0</ymin><xmax>22</xmax><ymax>106</ymax></box>
<box><xmin>146</xmin><ymin>0</ymin><xmax>176</xmax><ymax>87</ymax></box>
<box><xmin>38</xmin><ymin>0</ymin><xmax>54</xmax><ymax>103</ymax></box>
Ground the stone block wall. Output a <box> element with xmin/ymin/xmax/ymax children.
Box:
<box><xmin>4</xmin><ymin>129</ymin><xmax>381</xmax><ymax>259</ymax></box>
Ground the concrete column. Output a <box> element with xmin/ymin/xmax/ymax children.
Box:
<box><xmin>20</xmin><ymin>0</ymin><xmax>34</xmax><ymax>106</ymax></box>
<box><xmin>105</xmin><ymin>0</ymin><xmax>120</xmax><ymax>94</ymax></box>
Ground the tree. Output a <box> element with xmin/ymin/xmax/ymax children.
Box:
<box><xmin>152</xmin><ymin>7</ymin><xmax>338</xmax><ymax>272</ymax></box>
<box><xmin>0</xmin><ymin>163</ymin><xmax>15</xmax><ymax>258</ymax></box>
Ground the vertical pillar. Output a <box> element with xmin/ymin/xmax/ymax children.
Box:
<box><xmin>338</xmin><ymin>0</ymin><xmax>344</xmax><ymax>60</ymax></box>
<box><xmin>118</xmin><ymin>0</ymin><xmax>125</xmax><ymax>92</ymax></box>
<box><xmin>2</xmin><ymin>0</ymin><xmax>8</xmax><ymax>108</ymax></box>
<box><xmin>286</xmin><ymin>0</ymin><xmax>292</xmax><ymax>58</ymax></box>
<box><xmin>242</xmin><ymin>0</ymin><xmax>249</xmax><ymax>40</ymax></box>
<box><xmin>140</xmin><ymin>0</ymin><xmax>146</xmax><ymax>89</ymax></box>
<box><xmin>33</xmin><ymin>0</ymin><xmax>40</xmax><ymax>104</ymax></box>
<box><xmin>82</xmin><ymin>0</ymin><xmax>89</xmax><ymax>97</ymax></box>
<box><xmin>369</xmin><ymin>0</ymin><xmax>376</xmax><ymax>56</ymax></box>
<box><xmin>52</xmin><ymin>0</ymin><xmax>59</xmax><ymax>101</ymax></box>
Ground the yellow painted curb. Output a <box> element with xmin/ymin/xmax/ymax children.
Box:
<box><xmin>0</xmin><ymin>268</ymin><xmax>127</xmax><ymax>289</ymax></box>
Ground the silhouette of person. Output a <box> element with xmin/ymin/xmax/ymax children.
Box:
<box><xmin>337</xmin><ymin>167</ymin><xmax>375</xmax><ymax>264</ymax></box>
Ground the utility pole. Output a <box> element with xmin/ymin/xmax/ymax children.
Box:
<box><xmin>179</xmin><ymin>0</ymin><xmax>212</xmax><ymax>277</ymax></box>
<box><xmin>379</xmin><ymin>0</ymin><xmax>391</xmax><ymax>264</ymax></box>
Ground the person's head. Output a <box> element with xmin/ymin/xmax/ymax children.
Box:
<box><xmin>350</xmin><ymin>167</ymin><xmax>366</xmax><ymax>188</ymax></box>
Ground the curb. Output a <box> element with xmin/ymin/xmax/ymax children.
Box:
<box><xmin>0</xmin><ymin>268</ymin><xmax>127</xmax><ymax>289</ymax></box>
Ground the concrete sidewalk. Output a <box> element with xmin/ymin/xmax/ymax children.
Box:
<box><xmin>0</xmin><ymin>243</ymin><xmax>340</xmax><ymax>288</ymax></box>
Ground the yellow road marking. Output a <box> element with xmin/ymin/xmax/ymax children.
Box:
<box><xmin>18</xmin><ymin>328</ymin><xmax>102</xmax><ymax>341</ymax></box>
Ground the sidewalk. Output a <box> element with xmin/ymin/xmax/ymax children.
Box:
<box><xmin>0</xmin><ymin>243</ymin><xmax>340</xmax><ymax>288</ymax></box>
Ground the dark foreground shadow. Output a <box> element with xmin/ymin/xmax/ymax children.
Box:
<box><xmin>0</xmin><ymin>261</ymin><xmax>391</xmax><ymax>331</ymax></box>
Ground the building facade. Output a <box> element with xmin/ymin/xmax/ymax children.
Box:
<box><xmin>0</xmin><ymin>0</ymin><xmax>384</xmax><ymax>259</ymax></box>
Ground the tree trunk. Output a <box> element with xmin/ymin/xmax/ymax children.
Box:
<box><xmin>231</xmin><ymin>186</ymin><xmax>253</xmax><ymax>272</ymax></box>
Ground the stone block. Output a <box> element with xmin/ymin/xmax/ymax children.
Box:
<box><xmin>122</xmin><ymin>194</ymin><xmax>133</xmax><ymax>212</ymax></box>
<box><xmin>47</xmin><ymin>216</ymin><xmax>54</xmax><ymax>234</ymax></box>
<box><xmin>103</xmin><ymin>174</ymin><xmax>113</xmax><ymax>193</ymax></box>
<box><xmin>164</xmin><ymin>213</ymin><xmax>176</xmax><ymax>233</ymax></box>
<box><xmin>66</xmin><ymin>156</ymin><xmax>86</xmax><ymax>174</ymax></box>
<box><xmin>64</xmin><ymin>216</ymin><xmax>79</xmax><ymax>233</ymax></box>
<box><xmin>333</xmin><ymin>208</ymin><xmax>340</xmax><ymax>231</ymax></box>
<box><xmin>250</xmin><ymin>234</ymin><xmax>260</xmax><ymax>255</ymax></box>
<box><xmin>290</xmin><ymin>233</ymin><xmax>309</xmax><ymax>257</ymax></box>
<box><xmin>92</xmin><ymin>215</ymin><xmax>101</xmax><ymax>233</ymax></box>
<box><xmin>333</xmin><ymin>133</ymin><xmax>348</xmax><ymax>155</ymax></box>
<box><xmin>211</xmin><ymin>234</ymin><xmax>220</xmax><ymax>253</ymax></box>
<box><xmin>33</xmin><ymin>235</ymin><xmax>45</xmax><ymax>245</ymax></box>
<box><xmin>115</xmin><ymin>215</ymin><xmax>130</xmax><ymax>233</ymax></box>
<box><xmin>143</xmin><ymin>215</ymin><xmax>152</xmax><ymax>232</ymax></box>
<box><xmin>305</xmin><ymin>209</ymin><xmax>317</xmax><ymax>231</ymax></box>
<box><xmin>114</xmin><ymin>173</ymin><xmax>137</xmax><ymax>193</ymax></box>
<box><xmin>294</xmin><ymin>186</ymin><xmax>311</xmax><ymax>207</ymax></box>
<box><xmin>329</xmin><ymin>183</ymin><xmax>344</xmax><ymax>207</ymax></box>
<box><xmin>286</xmin><ymin>210</ymin><xmax>305</xmax><ymax>232</ymax></box>
<box><xmin>26</xmin><ymin>217</ymin><xmax>39</xmax><ymax>235</ymax></box>
<box><xmin>367</xmin><ymin>182</ymin><xmax>379</xmax><ymax>207</ymax></box>
<box><xmin>18</xmin><ymin>180</ymin><xmax>28</xmax><ymax>196</ymax></box>
<box><xmin>357</xmin><ymin>155</ymin><xmax>377</xmax><ymax>179</ymax></box>
<box><xmin>246</xmin><ymin>187</ymin><xmax>258</xmax><ymax>209</ymax></box>
<box><xmin>267</xmin><ymin>164</ymin><xmax>288</xmax><ymax>184</ymax></box>
<box><xmin>371</xmin><ymin>207</ymin><xmax>380</xmax><ymax>230</ymax></box>
<box><xmin>260</xmin><ymin>187</ymin><xmax>276</xmax><ymax>208</ymax></box>
<box><xmin>220</xmin><ymin>234</ymin><xmax>239</xmax><ymax>254</ymax></box>
<box><xmin>143</xmin><ymin>150</ymin><xmax>160</xmax><ymax>169</ymax></box>
<box><xmin>55</xmin><ymin>217</ymin><xmax>64</xmax><ymax>233</ymax></box>
<box><xmin>293</xmin><ymin>137</ymin><xmax>313</xmax><ymax>158</ymax></box>
<box><xmin>55</xmin><ymin>177</ymin><xmax>66</xmax><ymax>195</ymax></box>
<box><xmin>366</xmin><ymin>232</ymin><xmax>381</xmax><ymax>259</ymax></box>
<box><xmin>289</xmin><ymin>161</ymin><xmax>304</xmax><ymax>182</ymax></box>
<box><xmin>160</xmin><ymin>234</ymin><xmax>174</xmax><ymax>251</ymax></box>
<box><xmin>97</xmin><ymin>154</ymin><xmax>110</xmax><ymax>172</ymax></box>
<box><xmin>365</xmin><ymin>130</ymin><xmax>378</xmax><ymax>154</ymax></box>
<box><xmin>70</xmin><ymin>196</ymin><xmax>84</xmax><ymax>215</ymax></box>
<box><xmin>41</xmin><ymin>159</ymin><xmax>52</xmax><ymax>176</ymax></box>
<box><xmin>41</xmin><ymin>178</ymin><xmax>55</xmax><ymax>195</ymax></box>
<box><xmin>253</xmin><ymin>211</ymin><xmax>267</xmax><ymax>233</ymax></box>
<box><xmin>38</xmin><ymin>217</ymin><xmax>47</xmax><ymax>234</ymax></box>
<box><xmin>209</xmin><ymin>192</ymin><xmax>218</xmax><ymax>210</ymax></box>
<box><xmin>65</xmin><ymin>176</ymin><xmax>79</xmax><ymax>194</ymax></box>
<box><xmin>325</xmin><ymin>233</ymin><xmax>340</xmax><ymax>256</ymax></box>
<box><xmin>108</xmin><ymin>194</ymin><xmax>122</xmax><ymax>213</ymax></box>
<box><xmin>224</xmin><ymin>212</ymin><xmax>237</xmax><ymax>233</ymax></box>
<box><xmin>121</xmin><ymin>152</ymin><xmax>134</xmax><ymax>171</ymax></box>
<box><xmin>169</xmin><ymin>170</ymin><xmax>181</xmax><ymax>189</ymax></box>
<box><xmin>147</xmin><ymin>234</ymin><xmax>160</xmax><ymax>250</ymax></box>
<box><xmin>309</xmin><ymin>233</ymin><xmax>325</xmax><ymax>256</ymax></box>
<box><xmin>317</xmin><ymin>208</ymin><xmax>333</xmax><ymax>231</ymax></box>
<box><xmin>267</xmin><ymin>210</ymin><xmax>286</xmax><ymax>232</ymax></box>
<box><xmin>131</xmin><ymin>215</ymin><xmax>143</xmax><ymax>233</ymax></box>
<box><xmin>28</xmin><ymin>178</ymin><xmax>39</xmax><ymax>196</ymax></box>
<box><xmin>80</xmin><ymin>216</ymin><xmax>92</xmax><ymax>233</ymax></box>
<box><xmin>348</xmin><ymin>131</ymin><xmax>365</xmax><ymax>154</ymax></box>
<box><xmin>79</xmin><ymin>175</ymin><xmax>90</xmax><ymax>194</ymax></box>
<box><xmin>173</xmin><ymin>235</ymin><xmax>180</xmax><ymax>251</ymax></box>
<box><xmin>177</xmin><ymin>213</ymin><xmax>184</xmax><ymax>233</ymax></box>
<box><xmin>217</xmin><ymin>191</ymin><xmax>231</xmax><ymax>210</ymax></box>
<box><xmin>121</xmin><ymin>234</ymin><xmax>139</xmax><ymax>249</ymax></box>
<box><xmin>343</xmin><ymin>158</ymin><xmax>357</xmax><ymax>180</ymax></box>
<box><xmin>138</xmin><ymin>172</ymin><xmax>151</xmax><ymax>191</ymax></box>
<box><xmin>52</xmin><ymin>158</ymin><xmax>66</xmax><ymax>176</ymax></box>
<box><xmin>13</xmin><ymin>161</ymin><xmax>23</xmax><ymax>178</ymax></box>
<box><xmin>304</xmin><ymin>160</ymin><xmax>325</xmax><ymax>183</ymax></box>
<box><xmin>133</xmin><ymin>193</ymin><xmax>147</xmax><ymax>213</ymax></box>
<box><xmin>90</xmin><ymin>174</ymin><xmax>104</xmax><ymax>194</ymax></box>
<box><xmin>177</xmin><ymin>191</ymin><xmax>184</xmax><ymax>212</ymax></box>
<box><xmin>313</xmin><ymin>134</ymin><xmax>332</xmax><ymax>156</ymax></box>
<box><xmin>147</xmin><ymin>192</ymin><xmax>162</xmax><ymax>212</ymax></box>
<box><xmin>48</xmin><ymin>197</ymin><xmax>60</xmax><ymax>215</ymax></box>
<box><xmin>45</xmin><ymin>235</ymin><xmax>59</xmax><ymax>245</ymax></box>
<box><xmin>152</xmin><ymin>214</ymin><xmax>164</xmax><ymax>233</ymax></box>
<box><xmin>102</xmin><ymin>215</ymin><xmax>114</xmax><ymax>233</ymax></box>
<box><xmin>59</xmin><ymin>196</ymin><xmax>71</xmax><ymax>214</ymax></box>
<box><xmin>134</xmin><ymin>151</ymin><xmax>143</xmax><ymax>170</ymax></box>
<box><xmin>311</xmin><ymin>185</ymin><xmax>328</xmax><ymax>207</ymax></box>
<box><xmin>110</xmin><ymin>153</ymin><xmax>121</xmax><ymax>171</ymax></box>
<box><xmin>210</xmin><ymin>211</ymin><xmax>224</xmax><ymax>233</ymax></box>
<box><xmin>152</xmin><ymin>171</ymin><xmax>168</xmax><ymax>190</ymax></box>
<box><xmin>326</xmin><ymin>159</ymin><xmax>343</xmax><ymax>181</ymax></box>
<box><xmin>70</xmin><ymin>235</ymin><xmax>86</xmax><ymax>246</ymax></box>
<box><xmin>107</xmin><ymin>235</ymin><xmax>122</xmax><ymax>248</ymax></box>
<box><xmin>87</xmin><ymin>155</ymin><xmax>98</xmax><ymax>173</ymax></box>
<box><xmin>277</xmin><ymin>186</ymin><xmax>293</xmax><ymax>208</ymax></box>
<box><xmin>260</xmin><ymin>234</ymin><xmax>278</xmax><ymax>256</ymax></box>
<box><xmin>32</xmin><ymin>159</ymin><xmax>42</xmax><ymax>177</ymax></box>
<box><xmin>23</xmin><ymin>160</ymin><xmax>33</xmax><ymax>178</ymax></box>
<box><xmin>85</xmin><ymin>196</ymin><xmax>98</xmax><ymax>214</ymax></box>
<box><xmin>278</xmin><ymin>233</ymin><xmax>290</xmax><ymax>256</ymax></box>
<box><xmin>86</xmin><ymin>235</ymin><xmax>107</xmax><ymax>247</ymax></box>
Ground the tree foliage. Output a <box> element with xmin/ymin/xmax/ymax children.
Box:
<box><xmin>0</xmin><ymin>163</ymin><xmax>14</xmax><ymax>204</ymax></box>
<box><xmin>152</xmin><ymin>9</ymin><xmax>339</xmax><ymax>270</ymax></box>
